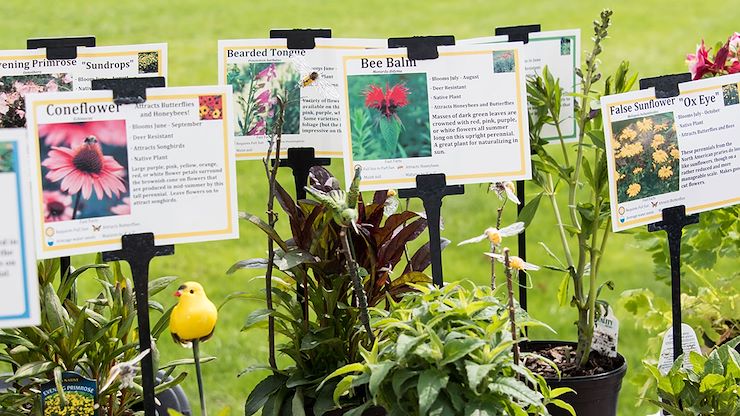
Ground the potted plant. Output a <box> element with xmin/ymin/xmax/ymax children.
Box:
<box><xmin>322</xmin><ymin>281</ymin><xmax>575</xmax><ymax>416</ymax></box>
<box><xmin>645</xmin><ymin>336</ymin><xmax>740</xmax><ymax>416</ymax></box>
<box><xmin>0</xmin><ymin>256</ymin><xmax>195</xmax><ymax>415</ymax></box>
<box><xmin>521</xmin><ymin>9</ymin><xmax>635</xmax><ymax>415</ymax></box>
<box><xmin>233</xmin><ymin>166</ymin><xmax>438</xmax><ymax>415</ymax></box>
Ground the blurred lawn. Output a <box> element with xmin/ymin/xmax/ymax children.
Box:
<box><xmin>2</xmin><ymin>0</ymin><xmax>738</xmax><ymax>414</ymax></box>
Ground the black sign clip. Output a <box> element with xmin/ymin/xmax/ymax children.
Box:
<box><xmin>270</xmin><ymin>29</ymin><xmax>332</xmax><ymax>49</ymax></box>
<box><xmin>91</xmin><ymin>77</ymin><xmax>166</xmax><ymax>105</ymax></box>
<box><xmin>388</xmin><ymin>35</ymin><xmax>455</xmax><ymax>60</ymax></box>
<box><xmin>27</xmin><ymin>36</ymin><xmax>95</xmax><ymax>60</ymax></box>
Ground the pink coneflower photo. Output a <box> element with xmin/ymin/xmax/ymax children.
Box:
<box><xmin>43</xmin><ymin>191</ymin><xmax>74</xmax><ymax>222</ymax></box>
<box><xmin>39</xmin><ymin>120</ymin><xmax>130</xmax><ymax>221</ymax></box>
<box><xmin>39</xmin><ymin>120</ymin><xmax>127</xmax><ymax>147</ymax></box>
<box><xmin>42</xmin><ymin>136</ymin><xmax>127</xmax><ymax>200</ymax></box>
<box><xmin>110</xmin><ymin>197</ymin><xmax>131</xmax><ymax>216</ymax></box>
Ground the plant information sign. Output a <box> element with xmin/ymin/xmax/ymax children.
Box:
<box><xmin>0</xmin><ymin>129</ymin><xmax>40</xmax><ymax>329</ymax></box>
<box><xmin>601</xmin><ymin>73</ymin><xmax>740</xmax><ymax>231</ymax></box>
<box><xmin>461</xmin><ymin>29</ymin><xmax>581</xmax><ymax>142</ymax></box>
<box><xmin>337</xmin><ymin>43</ymin><xmax>531</xmax><ymax>191</ymax></box>
<box><xmin>25</xmin><ymin>86</ymin><xmax>238</xmax><ymax>258</ymax></box>
<box><xmin>0</xmin><ymin>43</ymin><xmax>168</xmax><ymax>129</ymax></box>
<box><xmin>218</xmin><ymin>38</ymin><xmax>385</xmax><ymax>160</ymax></box>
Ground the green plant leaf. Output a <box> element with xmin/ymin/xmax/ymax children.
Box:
<box><xmin>488</xmin><ymin>377</ymin><xmax>541</xmax><ymax>406</ymax></box>
<box><xmin>441</xmin><ymin>338</ymin><xmax>485</xmax><ymax>366</ymax></box>
<box><xmin>557</xmin><ymin>273</ymin><xmax>570</xmax><ymax>307</ymax></box>
<box><xmin>549</xmin><ymin>399</ymin><xmax>576</xmax><ymax>416</ymax></box>
<box><xmin>465</xmin><ymin>362</ymin><xmax>495</xmax><ymax>391</ymax></box>
<box><xmin>242</xmin><ymin>308</ymin><xmax>273</xmax><ymax>331</ymax></box>
<box><xmin>8</xmin><ymin>361</ymin><xmax>58</xmax><ymax>381</ymax></box>
<box><xmin>244</xmin><ymin>374</ymin><xmax>288</xmax><ymax>416</ymax></box>
<box><xmin>418</xmin><ymin>368</ymin><xmax>449</xmax><ymax>415</ymax></box>
<box><xmin>290</xmin><ymin>389</ymin><xmax>306</xmax><ymax>416</ymax></box>
<box><xmin>517</xmin><ymin>192</ymin><xmax>543</xmax><ymax>227</ymax></box>
<box><xmin>333</xmin><ymin>375</ymin><xmax>355</xmax><ymax>406</ymax></box>
<box><xmin>368</xmin><ymin>361</ymin><xmax>394</xmax><ymax>396</ymax></box>
<box><xmin>148</xmin><ymin>276</ymin><xmax>178</xmax><ymax>296</ymax></box>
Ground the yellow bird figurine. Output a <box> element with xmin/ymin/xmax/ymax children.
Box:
<box><xmin>170</xmin><ymin>281</ymin><xmax>218</xmax><ymax>344</ymax></box>
<box><xmin>170</xmin><ymin>281</ymin><xmax>217</xmax><ymax>416</ymax></box>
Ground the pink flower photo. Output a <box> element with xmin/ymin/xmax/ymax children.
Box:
<box><xmin>0</xmin><ymin>74</ymin><xmax>72</xmax><ymax>128</ymax></box>
<box><xmin>38</xmin><ymin>120</ymin><xmax>130</xmax><ymax>221</ymax></box>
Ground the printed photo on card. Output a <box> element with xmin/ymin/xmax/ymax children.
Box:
<box><xmin>460</xmin><ymin>29</ymin><xmax>581</xmax><ymax>141</ymax></box>
<box><xmin>338</xmin><ymin>43</ymin><xmax>531</xmax><ymax>191</ymax></box>
<box><xmin>218</xmin><ymin>38</ymin><xmax>385</xmax><ymax>160</ymax></box>
<box><xmin>25</xmin><ymin>86</ymin><xmax>238</xmax><ymax>258</ymax></box>
<box><xmin>0</xmin><ymin>129</ymin><xmax>40</xmax><ymax>328</ymax></box>
<box><xmin>601</xmin><ymin>73</ymin><xmax>740</xmax><ymax>231</ymax></box>
<box><xmin>0</xmin><ymin>43</ymin><xmax>168</xmax><ymax>128</ymax></box>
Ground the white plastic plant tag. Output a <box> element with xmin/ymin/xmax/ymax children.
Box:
<box><xmin>658</xmin><ymin>323</ymin><xmax>702</xmax><ymax>374</ymax></box>
<box><xmin>591</xmin><ymin>305</ymin><xmax>619</xmax><ymax>357</ymax></box>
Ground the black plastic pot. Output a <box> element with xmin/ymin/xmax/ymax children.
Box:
<box><xmin>522</xmin><ymin>341</ymin><xmax>627</xmax><ymax>416</ymax></box>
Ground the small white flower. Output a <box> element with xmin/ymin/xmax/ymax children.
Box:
<box><xmin>458</xmin><ymin>222</ymin><xmax>525</xmax><ymax>247</ymax></box>
<box><xmin>490</xmin><ymin>181</ymin><xmax>520</xmax><ymax>205</ymax></box>
<box><xmin>100</xmin><ymin>349</ymin><xmax>150</xmax><ymax>392</ymax></box>
<box><xmin>485</xmin><ymin>252</ymin><xmax>539</xmax><ymax>271</ymax></box>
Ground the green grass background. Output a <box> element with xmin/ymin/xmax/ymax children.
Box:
<box><xmin>1</xmin><ymin>0</ymin><xmax>738</xmax><ymax>414</ymax></box>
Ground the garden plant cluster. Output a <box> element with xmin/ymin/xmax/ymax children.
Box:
<box><xmin>0</xmin><ymin>7</ymin><xmax>738</xmax><ymax>416</ymax></box>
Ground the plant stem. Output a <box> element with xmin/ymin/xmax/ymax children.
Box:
<box><xmin>546</xmin><ymin>173</ymin><xmax>574</xmax><ymax>268</ymax></box>
<box><xmin>262</xmin><ymin>97</ymin><xmax>285</xmax><ymax>370</ymax></box>
<box><xmin>490</xmin><ymin>199</ymin><xmax>507</xmax><ymax>289</ymax></box>
<box><xmin>503</xmin><ymin>249</ymin><xmax>519</xmax><ymax>365</ymax></box>
<box><xmin>339</xmin><ymin>228</ymin><xmax>374</xmax><ymax>343</ymax></box>
<box><xmin>193</xmin><ymin>339</ymin><xmax>207</xmax><ymax>416</ymax></box>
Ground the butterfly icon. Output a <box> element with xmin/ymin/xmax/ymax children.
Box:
<box><xmin>92</xmin><ymin>224</ymin><xmax>101</xmax><ymax>232</ymax></box>
<box><xmin>651</xmin><ymin>201</ymin><xmax>659</xmax><ymax>208</ymax></box>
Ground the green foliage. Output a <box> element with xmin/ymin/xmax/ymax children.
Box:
<box><xmin>526</xmin><ymin>9</ymin><xmax>638</xmax><ymax>367</ymax></box>
<box><xmin>646</xmin><ymin>337</ymin><xmax>740</xmax><ymax>416</ymax></box>
<box><xmin>322</xmin><ymin>282</ymin><xmax>574</xmax><ymax>416</ymax></box>
<box><xmin>234</xmin><ymin>167</ymin><xmax>437</xmax><ymax>415</ymax></box>
<box><xmin>620</xmin><ymin>206</ymin><xmax>739</xmax><ymax>405</ymax></box>
<box><xmin>0</xmin><ymin>257</ymin><xmax>184</xmax><ymax>415</ymax></box>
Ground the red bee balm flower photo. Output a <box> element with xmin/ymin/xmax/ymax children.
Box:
<box><xmin>364</xmin><ymin>83</ymin><xmax>410</xmax><ymax>119</ymax></box>
<box><xmin>347</xmin><ymin>74</ymin><xmax>430</xmax><ymax>161</ymax></box>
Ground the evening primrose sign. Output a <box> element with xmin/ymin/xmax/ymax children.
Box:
<box><xmin>601</xmin><ymin>73</ymin><xmax>740</xmax><ymax>231</ymax></box>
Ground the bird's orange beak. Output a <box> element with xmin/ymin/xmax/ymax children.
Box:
<box><xmin>174</xmin><ymin>290</ymin><xmax>182</xmax><ymax>297</ymax></box>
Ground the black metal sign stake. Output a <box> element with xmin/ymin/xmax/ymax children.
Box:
<box><xmin>399</xmin><ymin>175</ymin><xmax>464</xmax><ymax>287</ymax></box>
<box><xmin>387</xmin><ymin>35</ymin><xmax>459</xmax><ymax>287</ymax></box>
<box><xmin>496</xmin><ymin>24</ymin><xmax>541</xmax><ymax>311</ymax></box>
<box><xmin>92</xmin><ymin>78</ymin><xmax>169</xmax><ymax>416</ymax></box>
<box><xmin>640</xmin><ymin>73</ymin><xmax>697</xmax><ymax>361</ymax></box>
<box><xmin>102</xmin><ymin>233</ymin><xmax>174</xmax><ymax>416</ymax></box>
<box><xmin>27</xmin><ymin>36</ymin><xmax>97</xmax><ymax>296</ymax></box>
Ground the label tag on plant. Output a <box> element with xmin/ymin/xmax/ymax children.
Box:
<box><xmin>658</xmin><ymin>323</ymin><xmax>702</xmax><ymax>374</ymax></box>
<box><xmin>40</xmin><ymin>371</ymin><xmax>98</xmax><ymax>416</ymax></box>
<box><xmin>591</xmin><ymin>305</ymin><xmax>619</xmax><ymax>357</ymax></box>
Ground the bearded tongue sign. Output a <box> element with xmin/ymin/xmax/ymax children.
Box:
<box><xmin>24</xmin><ymin>86</ymin><xmax>238</xmax><ymax>258</ymax></box>
<box><xmin>336</xmin><ymin>43</ymin><xmax>532</xmax><ymax>191</ymax></box>
<box><xmin>0</xmin><ymin>129</ymin><xmax>40</xmax><ymax>328</ymax></box>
